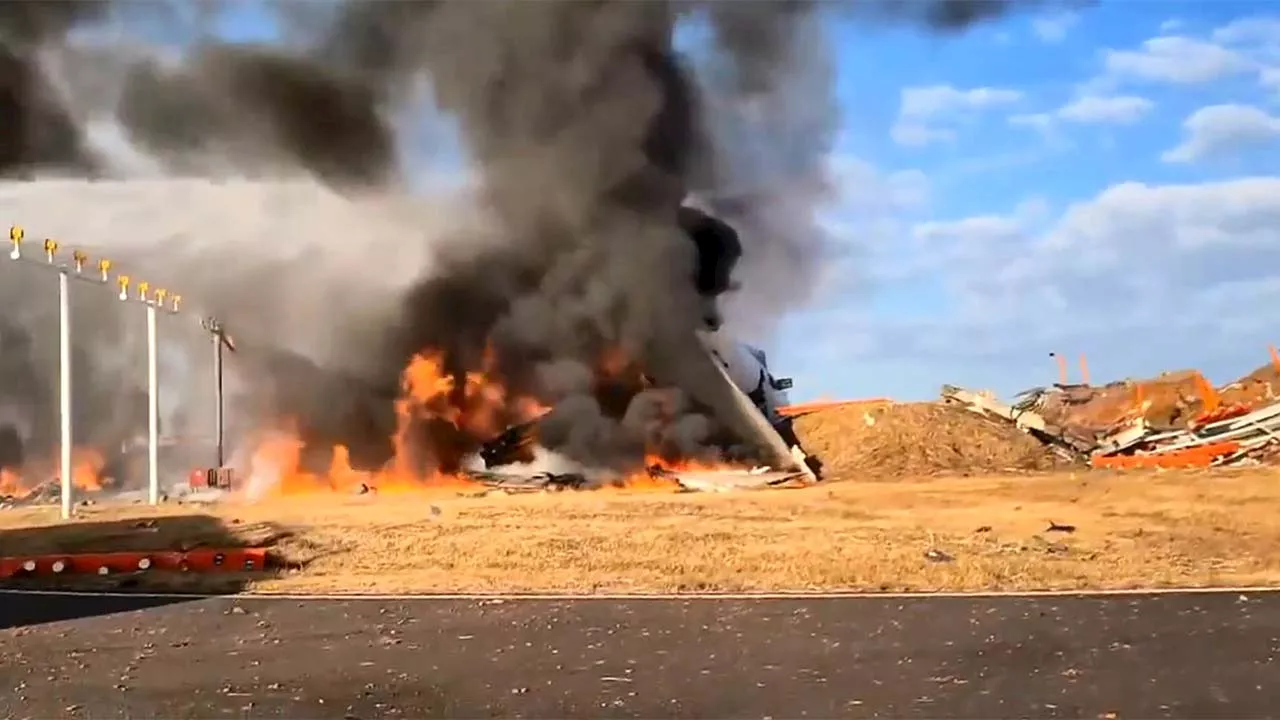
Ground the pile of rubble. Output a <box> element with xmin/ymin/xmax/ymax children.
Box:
<box><xmin>0</xmin><ymin>480</ymin><xmax>63</xmax><ymax>509</ymax></box>
<box><xmin>943</xmin><ymin>360</ymin><xmax>1280</xmax><ymax>470</ymax></box>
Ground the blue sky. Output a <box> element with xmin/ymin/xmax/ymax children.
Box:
<box><xmin>766</xmin><ymin>1</ymin><xmax>1280</xmax><ymax>403</ymax></box>
<box><xmin>208</xmin><ymin>1</ymin><xmax>1280</xmax><ymax>404</ymax></box>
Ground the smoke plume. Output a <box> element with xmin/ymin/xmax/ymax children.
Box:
<box><xmin>0</xmin><ymin>0</ymin><xmax>1052</xmax><ymax>483</ymax></box>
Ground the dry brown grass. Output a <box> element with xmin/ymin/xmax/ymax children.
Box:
<box><xmin>4</xmin><ymin>466</ymin><xmax>1280</xmax><ymax>594</ymax></box>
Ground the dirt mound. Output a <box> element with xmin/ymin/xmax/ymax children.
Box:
<box><xmin>794</xmin><ymin>402</ymin><xmax>1066</xmax><ymax>480</ymax></box>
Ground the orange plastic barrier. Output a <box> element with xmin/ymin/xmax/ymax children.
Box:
<box><xmin>1090</xmin><ymin>441</ymin><xmax>1241</xmax><ymax>470</ymax></box>
<box><xmin>0</xmin><ymin>547</ymin><xmax>269</xmax><ymax>580</ymax></box>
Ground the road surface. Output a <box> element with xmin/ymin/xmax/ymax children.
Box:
<box><xmin>2</xmin><ymin>590</ymin><xmax>1278</xmax><ymax>718</ymax></box>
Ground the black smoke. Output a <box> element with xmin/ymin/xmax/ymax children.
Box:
<box><xmin>0</xmin><ymin>0</ymin><xmax>104</xmax><ymax>177</ymax></box>
<box><xmin>0</xmin><ymin>0</ymin><xmax>1060</xmax><ymax>476</ymax></box>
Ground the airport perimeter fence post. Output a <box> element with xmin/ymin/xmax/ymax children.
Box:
<box><xmin>7</xmin><ymin>225</ymin><xmax>183</xmax><ymax>518</ymax></box>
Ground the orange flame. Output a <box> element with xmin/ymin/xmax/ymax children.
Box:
<box><xmin>611</xmin><ymin>453</ymin><xmax>740</xmax><ymax>493</ymax></box>
<box><xmin>248</xmin><ymin>343</ymin><xmax>749</xmax><ymax>498</ymax></box>
<box><xmin>250</xmin><ymin>348</ymin><xmax>551</xmax><ymax>498</ymax></box>
<box><xmin>70</xmin><ymin>447</ymin><xmax>106</xmax><ymax>492</ymax></box>
<box><xmin>0</xmin><ymin>446</ymin><xmax>106</xmax><ymax>498</ymax></box>
<box><xmin>0</xmin><ymin>467</ymin><xmax>22</xmax><ymax>496</ymax></box>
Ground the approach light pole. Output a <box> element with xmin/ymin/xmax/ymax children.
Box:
<box><xmin>7</xmin><ymin>228</ymin><xmax>122</xmax><ymax>518</ymax></box>
<box><xmin>57</xmin><ymin>263</ymin><xmax>72</xmax><ymax>519</ymax></box>
<box><xmin>118</xmin><ymin>277</ymin><xmax>182</xmax><ymax>505</ymax></box>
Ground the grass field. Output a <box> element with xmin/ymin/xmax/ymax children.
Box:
<box><xmin>3</xmin><ymin>466</ymin><xmax>1280</xmax><ymax>594</ymax></box>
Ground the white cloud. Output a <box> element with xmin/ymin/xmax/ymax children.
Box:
<box><xmin>1103</xmin><ymin>36</ymin><xmax>1255</xmax><ymax>84</ymax></box>
<box><xmin>891</xmin><ymin>84</ymin><xmax>1022</xmax><ymax>148</ymax></box>
<box><xmin>782</xmin><ymin>155</ymin><xmax>932</xmax><ymax>296</ymax></box>
<box><xmin>1212</xmin><ymin>16</ymin><xmax>1280</xmax><ymax>47</ymax></box>
<box><xmin>885</xmin><ymin>170</ymin><xmax>932</xmax><ymax>212</ymax></box>
<box><xmin>1009</xmin><ymin>113</ymin><xmax>1055</xmax><ymax>132</ymax></box>
<box><xmin>1264</xmin><ymin>67</ymin><xmax>1280</xmax><ymax>93</ymax></box>
<box><xmin>825</xmin><ymin>156</ymin><xmax>932</xmax><ymax>216</ymax></box>
<box><xmin>1162</xmin><ymin>104</ymin><xmax>1280</xmax><ymax>163</ymax></box>
<box><xmin>1089</xmin><ymin>19</ymin><xmax>1279</xmax><ymax>98</ymax></box>
<box><xmin>1031</xmin><ymin>11</ymin><xmax>1079</xmax><ymax>44</ymax></box>
<box><xmin>889</xmin><ymin>122</ymin><xmax>955</xmax><ymax>148</ymax></box>
<box><xmin>1056</xmin><ymin>94</ymin><xmax>1154</xmax><ymax>124</ymax></box>
<box><xmin>890</xmin><ymin>215</ymin><xmax>1025</xmax><ymax>281</ymax></box>
<box><xmin>1008</xmin><ymin>94</ymin><xmax>1154</xmax><ymax>143</ymax></box>
<box><xmin>816</xmin><ymin>177</ymin><xmax>1280</xmax><ymax>395</ymax></box>
<box><xmin>914</xmin><ymin>215</ymin><xmax>1021</xmax><ymax>243</ymax></box>
<box><xmin>1039</xmin><ymin>179</ymin><xmax>1280</xmax><ymax>255</ymax></box>
<box><xmin>899</xmin><ymin>85</ymin><xmax>1024</xmax><ymax>117</ymax></box>
<box><xmin>1209</xmin><ymin>16</ymin><xmax>1280</xmax><ymax>93</ymax></box>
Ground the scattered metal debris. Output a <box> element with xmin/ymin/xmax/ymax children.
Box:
<box><xmin>941</xmin><ymin>385</ymin><xmax>1093</xmax><ymax>460</ymax></box>
<box><xmin>924</xmin><ymin>549</ymin><xmax>954</xmax><ymax>563</ymax></box>
<box><xmin>464</xmin><ymin>465</ymin><xmax>808</xmax><ymax>494</ymax></box>
<box><xmin>943</xmin><ymin>381</ymin><xmax>1280</xmax><ymax>470</ymax></box>
<box><xmin>662</xmin><ymin>468</ymin><xmax>811</xmax><ymax>493</ymax></box>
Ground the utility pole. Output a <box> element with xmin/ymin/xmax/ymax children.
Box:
<box><xmin>200</xmin><ymin>317</ymin><xmax>236</xmax><ymax>468</ymax></box>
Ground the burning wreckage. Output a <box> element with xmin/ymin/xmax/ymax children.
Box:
<box><xmin>4</xmin><ymin>0</ymin><xmax>1005</xmax><ymax>504</ymax></box>
<box><xmin>1</xmin><ymin>205</ymin><xmax>823</xmax><ymax>508</ymax></box>
<box><xmin>471</xmin><ymin>206</ymin><xmax>823</xmax><ymax>492</ymax></box>
<box><xmin>155</xmin><ymin>206</ymin><xmax>822</xmax><ymax>499</ymax></box>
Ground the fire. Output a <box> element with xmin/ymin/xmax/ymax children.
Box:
<box><xmin>614</xmin><ymin>453</ymin><xmax>735</xmax><ymax>492</ymax></box>
<box><xmin>0</xmin><ymin>467</ymin><xmax>22</xmax><ymax>496</ymax></box>
<box><xmin>70</xmin><ymin>448</ymin><xmax>106</xmax><ymax>492</ymax></box>
<box><xmin>246</xmin><ymin>429</ymin><xmax>468</xmax><ymax>497</ymax></box>
<box><xmin>248</xmin><ymin>342</ymin><xmax>747</xmax><ymax>499</ymax></box>
<box><xmin>598</xmin><ymin>346</ymin><xmax>635</xmax><ymax>380</ymax></box>
<box><xmin>398</xmin><ymin>346</ymin><xmax>548</xmax><ymax>438</ymax></box>
<box><xmin>250</xmin><ymin>348</ymin><xmax>551</xmax><ymax>498</ymax></box>
<box><xmin>0</xmin><ymin>446</ymin><xmax>106</xmax><ymax>498</ymax></box>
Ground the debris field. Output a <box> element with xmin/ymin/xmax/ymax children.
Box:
<box><xmin>944</xmin><ymin>355</ymin><xmax>1280</xmax><ymax>471</ymax></box>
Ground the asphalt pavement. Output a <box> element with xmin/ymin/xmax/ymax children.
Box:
<box><xmin>2</xmin><ymin>590</ymin><xmax>1279</xmax><ymax>719</ymax></box>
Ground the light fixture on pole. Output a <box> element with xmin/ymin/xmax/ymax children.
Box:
<box><xmin>9</xmin><ymin>225</ymin><xmax>23</xmax><ymax>260</ymax></box>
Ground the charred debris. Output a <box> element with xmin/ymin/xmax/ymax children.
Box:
<box><xmin>943</xmin><ymin>359</ymin><xmax>1280</xmax><ymax>470</ymax></box>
